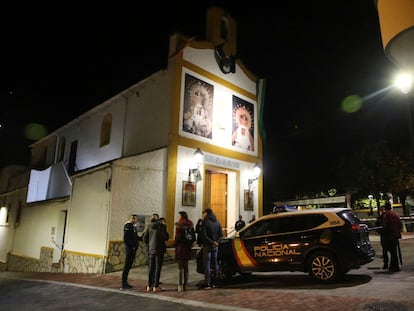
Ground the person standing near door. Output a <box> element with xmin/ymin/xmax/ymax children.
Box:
<box><xmin>375</xmin><ymin>206</ymin><xmax>389</xmax><ymax>269</ymax></box>
<box><xmin>200</xmin><ymin>208</ymin><xmax>223</xmax><ymax>289</ymax></box>
<box><xmin>120</xmin><ymin>214</ymin><xmax>139</xmax><ymax>290</ymax></box>
<box><xmin>174</xmin><ymin>211</ymin><xmax>195</xmax><ymax>292</ymax></box>
<box><xmin>382</xmin><ymin>202</ymin><xmax>403</xmax><ymax>273</ymax></box>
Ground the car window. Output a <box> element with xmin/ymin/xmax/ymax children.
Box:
<box><xmin>278</xmin><ymin>214</ymin><xmax>327</xmax><ymax>232</ymax></box>
<box><xmin>241</xmin><ymin>220</ymin><xmax>272</xmax><ymax>238</ymax></box>
<box><xmin>338</xmin><ymin>210</ymin><xmax>361</xmax><ymax>225</ymax></box>
<box><xmin>240</xmin><ymin>214</ymin><xmax>328</xmax><ymax>238</ymax></box>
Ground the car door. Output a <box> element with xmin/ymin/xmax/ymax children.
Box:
<box><xmin>237</xmin><ymin>218</ymin><xmax>291</xmax><ymax>272</ymax></box>
<box><xmin>240</xmin><ymin>215</ymin><xmax>320</xmax><ymax>272</ymax></box>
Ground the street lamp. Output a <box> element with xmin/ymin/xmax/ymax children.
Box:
<box><xmin>393</xmin><ymin>71</ymin><xmax>414</xmax><ymax>152</ymax></box>
<box><xmin>193</xmin><ymin>148</ymin><xmax>204</xmax><ymax>166</ymax></box>
<box><xmin>188</xmin><ymin>148</ymin><xmax>204</xmax><ymax>183</ymax></box>
<box><xmin>394</xmin><ymin>71</ymin><xmax>414</xmax><ymax>216</ymax></box>
<box><xmin>394</xmin><ymin>72</ymin><xmax>413</xmax><ymax>94</ymax></box>
<box><xmin>248</xmin><ymin>163</ymin><xmax>261</xmax><ymax>190</ymax></box>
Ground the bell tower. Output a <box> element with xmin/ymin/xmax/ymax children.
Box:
<box><xmin>206</xmin><ymin>7</ymin><xmax>237</xmax><ymax>74</ymax></box>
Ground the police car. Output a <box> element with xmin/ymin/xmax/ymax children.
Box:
<box><xmin>218</xmin><ymin>208</ymin><xmax>375</xmax><ymax>283</ymax></box>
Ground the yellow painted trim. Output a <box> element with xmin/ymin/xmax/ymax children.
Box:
<box><xmin>178</xmin><ymin>136</ymin><xmax>260</xmax><ymax>164</ymax></box>
<box><xmin>183</xmin><ymin>60</ymin><xmax>256</xmax><ymax>101</ymax></box>
<box><xmin>257</xmin><ymin>134</ymin><xmax>263</xmax><ymax>217</ymax></box>
<box><xmin>187</xmin><ymin>40</ymin><xmax>215</xmax><ymax>50</ymax></box>
<box><xmin>166</xmin><ymin>50</ymin><xmax>184</xmax><ymax>236</ymax></box>
<box><xmin>233</xmin><ymin>238</ymin><xmax>257</xmax><ymax>268</ymax></box>
<box><xmin>109</xmin><ymin>240</ymin><xmax>123</xmax><ymax>243</ymax></box>
<box><xmin>9</xmin><ymin>252</ymin><xmax>38</xmax><ymax>260</ymax></box>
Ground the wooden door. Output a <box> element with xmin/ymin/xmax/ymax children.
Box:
<box><xmin>204</xmin><ymin>171</ymin><xmax>228</xmax><ymax>236</ymax></box>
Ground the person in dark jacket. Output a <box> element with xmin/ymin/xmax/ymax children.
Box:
<box><xmin>195</xmin><ymin>218</ymin><xmax>204</xmax><ymax>246</ymax></box>
<box><xmin>121</xmin><ymin>214</ymin><xmax>139</xmax><ymax>290</ymax></box>
<box><xmin>375</xmin><ymin>206</ymin><xmax>388</xmax><ymax>269</ymax></box>
<box><xmin>143</xmin><ymin>213</ymin><xmax>169</xmax><ymax>292</ymax></box>
<box><xmin>174</xmin><ymin>211</ymin><xmax>195</xmax><ymax>292</ymax></box>
<box><xmin>158</xmin><ymin>217</ymin><xmax>168</xmax><ymax>278</ymax></box>
<box><xmin>382</xmin><ymin>202</ymin><xmax>403</xmax><ymax>273</ymax></box>
<box><xmin>200</xmin><ymin>208</ymin><xmax>223</xmax><ymax>289</ymax></box>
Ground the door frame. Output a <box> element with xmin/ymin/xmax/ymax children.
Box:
<box><xmin>202</xmin><ymin>165</ymin><xmax>239</xmax><ymax>236</ymax></box>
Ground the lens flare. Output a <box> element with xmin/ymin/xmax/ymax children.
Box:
<box><xmin>24</xmin><ymin>123</ymin><xmax>48</xmax><ymax>140</ymax></box>
<box><xmin>341</xmin><ymin>95</ymin><xmax>362</xmax><ymax>113</ymax></box>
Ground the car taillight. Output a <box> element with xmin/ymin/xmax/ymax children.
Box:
<box><xmin>350</xmin><ymin>224</ymin><xmax>361</xmax><ymax>231</ymax></box>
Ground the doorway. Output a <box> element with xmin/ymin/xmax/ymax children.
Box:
<box><xmin>203</xmin><ymin>170</ymin><xmax>228</xmax><ymax>236</ymax></box>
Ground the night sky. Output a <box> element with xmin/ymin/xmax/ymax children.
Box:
<box><xmin>0</xmin><ymin>1</ymin><xmax>408</xmax><ymax>204</ymax></box>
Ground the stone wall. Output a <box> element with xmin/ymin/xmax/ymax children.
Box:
<box><xmin>6</xmin><ymin>241</ymin><xmax>179</xmax><ymax>274</ymax></box>
<box><xmin>7</xmin><ymin>247</ymin><xmax>61</xmax><ymax>272</ymax></box>
<box><xmin>106</xmin><ymin>240</ymin><xmax>148</xmax><ymax>272</ymax></box>
<box><xmin>63</xmin><ymin>251</ymin><xmax>105</xmax><ymax>273</ymax></box>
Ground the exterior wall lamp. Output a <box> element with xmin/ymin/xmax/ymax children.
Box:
<box><xmin>248</xmin><ymin>163</ymin><xmax>261</xmax><ymax>189</ymax></box>
<box><xmin>188</xmin><ymin>148</ymin><xmax>204</xmax><ymax>183</ymax></box>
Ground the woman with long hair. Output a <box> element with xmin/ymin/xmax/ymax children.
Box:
<box><xmin>174</xmin><ymin>211</ymin><xmax>195</xmax><ymax>291</ymax></box>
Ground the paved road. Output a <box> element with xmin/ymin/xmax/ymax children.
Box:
<box><xmin>1</xmin><ymin>234</ymin><xmax>413</xmax><ymax>311</ymax></box>
<box><xmin>0</xmin><ymin>278</ymin><xmax>228</xmax><ymax>311</ymax></box>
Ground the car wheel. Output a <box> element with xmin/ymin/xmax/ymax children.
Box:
<box><xmin>307</xmin><ymin>251</ymin><xmax>339</xmax><ymax>282</ymax></box>
<box><xmin>239</xmin><ymin>272</ymin><xmax>252</xmax><ymax>278</ymax></box>
<box><xmin>218</xmin><ymin>260</ymin><xmax>236</xmax><ymax>280</ymax></box>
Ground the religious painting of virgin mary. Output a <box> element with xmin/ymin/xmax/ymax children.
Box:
<box><xmin>232</xmin><ymin>96</ymin><xmax>254</xmax><ymax>151</ymax></box>
<box><xmin>182</xmin><ymin>74</ymin><xmax>214</xmax><ymax>139</ymax></box>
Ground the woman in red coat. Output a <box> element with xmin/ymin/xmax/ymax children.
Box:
<box><xmin>174</xmin><ymin>211</ymin><xmax>195</xmax><ymax>291</ymax></box>
<box><xmin>382</xmin><ymin>202</ymin><xmax>403</xmax><ymax>272</ymax></box>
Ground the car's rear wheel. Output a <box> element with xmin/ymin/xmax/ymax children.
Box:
<box><xmin>218</xmin><ymin>260</ymin><xmax>236</xmax><ymax>281</ymax></box>
<box><xmin>307</xmin><ymin>251</ymin><xmax>339</xmax><ymax>282</ymax></box>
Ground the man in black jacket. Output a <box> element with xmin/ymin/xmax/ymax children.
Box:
<box><xmin>200</xmin><ymin>208</ymin><xmax>223</xmax><ymax>289</ymax></box>
<box><xmin>121</xmin><ymin>214</ymin><xmax>139</xmax><ymax>290</ymax></box>
<box><xmin>143</xmin><ymin>214</ymin><xmax>169</xmax><ymax>292</ymax></box>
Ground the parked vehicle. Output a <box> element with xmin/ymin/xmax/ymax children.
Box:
<box><xmin>217</xmin><ymin>208</ymin><xmax>375</xmax><ymax>283</ymax></box>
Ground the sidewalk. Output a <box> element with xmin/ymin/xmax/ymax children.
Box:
<box><xmin>1</xmin><ymin>233</ymin><xmax>414</xmax><ymax>311</ymax></box>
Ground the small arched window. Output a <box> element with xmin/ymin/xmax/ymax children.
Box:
<box><xmin>100</xmin><ymin>114</ymin><xmax>112</xmax><ymax>147</ymax></box>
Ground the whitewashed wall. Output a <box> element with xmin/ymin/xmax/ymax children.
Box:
<box><xmin>66</xmin><ymin>98</ymin><xmax>126</xmax><ymax>171</ymax></box>
<box><xmin>64</xmin><ymin>167</ymin><xmax>112</xmax><ymax>255</ymax></box>
<box><xmin>108</xmin><ymin>149</ymin><xmax>168</xmax><ymax>241</ymax></box>
<box><xmin>0</xmin><ymin>205</ymin><xmax>14</xmax><ymax>262</ymax></box>
<box><xmin>12</xmin><ymin>200</ymin><xmax>68</xmax><ymax>262</ymax></box>
<box><xmin>174</xmin><ymin>146</ymin><xmax>204</xmax><ymax>226</ymax></box>
<box><xmin>123</xmin><ymin>71</ymin><xmax>172</xmax><ymax>157</ymax></box>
